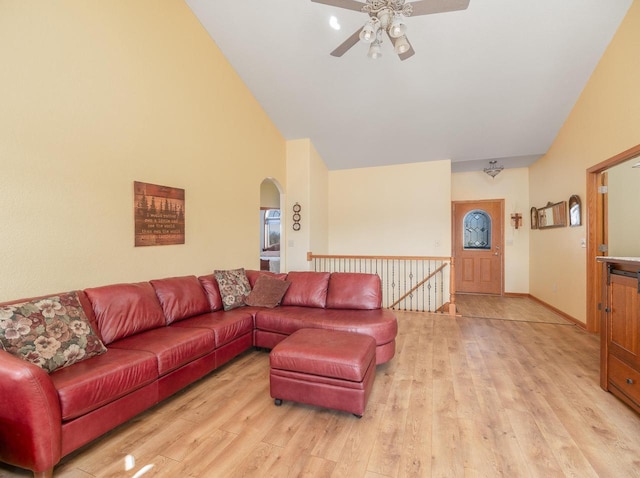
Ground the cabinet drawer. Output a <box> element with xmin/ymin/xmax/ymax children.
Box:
<box><xmin>609</xmin><ymin>355</ymin><xmax>640</xmax><ymax>406</ymax></box>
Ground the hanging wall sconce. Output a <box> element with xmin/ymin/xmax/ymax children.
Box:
<box><xmin>511</xmin><ymin>213</ymin><xmax>522</xmax><ymax>229</ymax></box>
<box><xmin>292</xmin><ymin>203</ymin><xmax>301</xmax><ymax>231</ymax></box>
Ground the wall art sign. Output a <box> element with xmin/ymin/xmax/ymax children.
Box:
<box><xmin>134</xmin><ymin>181</ymin><xmax>185</xmax><ymax>247</ymax></box>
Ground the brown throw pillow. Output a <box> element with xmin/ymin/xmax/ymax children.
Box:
<box><xmin>214</xmin><ymin>268</ymin><xmax>252</xmax><ymax>311</ymax></box>
<box><xmin>0</xmin><ymin>292</ymin><xmax>107</xmax><ymax>373</ymax></box>
<box><xmin>245</xmin><ymin>275</ymin><xmax>291</xmax><ymax>308</ymax></box>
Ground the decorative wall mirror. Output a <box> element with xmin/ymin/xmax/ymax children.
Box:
<box><xmin>530</xmin><ymin>207</ymin><xmax>538</xmax><ymax>229</ymax></box>
<box><xmin>569</xmin><ymin>195</ymin><xmax>581</xmax><ymax>227</ymax></box>
<box><xmin>537</xmin><ymin>201</ymin><xmax>567</xmax><ymax>229</ymax></box>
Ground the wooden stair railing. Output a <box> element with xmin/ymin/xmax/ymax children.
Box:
<box><xmin>307</xmin><ymin>252</ymin><xmax>456</xmax><ymax>314</ymax></box>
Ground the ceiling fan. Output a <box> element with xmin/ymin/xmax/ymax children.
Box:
<box><xmin>311</xmin><ymin>0</ymin><xmax>470</xmax><ymax>61</ymax></box>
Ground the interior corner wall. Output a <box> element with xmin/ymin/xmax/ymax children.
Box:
<box><xmin>328</xmin><ymin>160</ymin><xmax>451</xmax><ymax>256</ymax></box>
<box><xmin>309</xmin><ymin>143</ymin><xmax>329</xmax><ymax>258</ymax></box>
<box><xmin>451</xmin><ymin>168</ymin><xmax>530</xmax><ymax>294</ymax></box>
<box><xmin>528</xmin><ymin>0</ymin><xmax>640</xmax><ymax>324</ymax></box>
<box><xmin>607</xmin><ymin>164</ymin><xmax>640</xmax><ymax>256</ymax></box>
<box><xmin>0</xmin><ymin>0</ymin><xmax>285</xmax><ymax>301</ymax></box>
<box><xmin>285</xmin><ymin>139</ymin><xmax>329</xmax><ymax>271</ymax></box>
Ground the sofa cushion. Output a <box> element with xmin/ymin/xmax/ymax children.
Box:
<box><xmin>198</xmin><ymin>274</ymin><xmax>224</xmax><ymax>312</ymax></box>
<box><xmin>150</xmin><ymin>276</ymin><xmax>210</xmax><ymax>324</ymax></box>
<box><xmin>281</xmin><ymin>271</ymin><xmax>330</xmax><ymax>308</ymax></box>
<box><xmin>108</xmin><ymin>326</ymin><xmax>215</xmax><ymax>376</ymax></box>
<box><xmin>84</xmin><ymin>282</ymin><xmax>166</xmax><ymax>345</ymax></box>
<box><xmin>171</xmin><ymin>309</ymin><xmax>254</xmax><ymax>348</ymax></box>
<box><xmin>326</xmin><ymin>273</ymin><xmax>382</xmax><ymax>310</ymax></box>
<box><xmin>0</xmin><ymin>292</ymin><xmax>107</xmax><ymax>373</ymax></box>
<box><xmin>245</xmin><ymin>275</ymin><xmax>291</xmax><ymax>308</ymax></box>
<box><xmin>245</xmin><ymin>269</ymin><xmax>287</xmax><ymax>288</ymax></box>
<box><xmin>254</xmin><ymin>306</ymin><xmax>398</xmax><ymax>346</ymax></box>
<box><xmin>214</xmin><ymin>268</ymin><xmax>251</xmax><ymax>311</ymax></box>
<box><xmin>50</xmin><ymin>347</ymin><xmax>158</xmax><ymax>421</ymax></box>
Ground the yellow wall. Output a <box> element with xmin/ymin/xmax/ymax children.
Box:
<box><xmin>328</xmin><ymin>161</ymin><xmax>451</xmax><ymax>256</ymax></box>
<box><xmin>452</xmin><ymin>168</ymin><xmax>530</xmax><ymax>293</ymax></box>
<box><xmin>0</xmin><ymin>1</ymin><xmax>285</xmax><ymax>301</ymax></box>
<box><xmin>529</xmin><ymin>0</ymin><xmax>640</xmax><ymax>323</ymax></box>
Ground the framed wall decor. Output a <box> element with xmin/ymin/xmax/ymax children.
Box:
<box><xmin>569</xmin><ymin>194</ymin><xmax>581</xmax><ymax>227</ymax></box>
<box><xmin>530</xmin><ymin>207</ymin><xmax>538</xmax><ymax>229</ymax></box>
<box><xmin>292</xmin><ymin>202</ymin><xmax>301</xmax><ymax>231</ymax></box>
<box><xmin>134</xmin><ymin>181</ymin><xmax>185</xmax><ymax>246</ymax></box>
<box><xmin>537</xmin><ymin>201</ymin><xmax>567</xmax><ymax>229</ymax></box>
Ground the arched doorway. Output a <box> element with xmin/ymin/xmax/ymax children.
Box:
<box><xmin>260</xmin><ymin>178</ymin><xmax>284</xmax><ymax>273</ymax></box>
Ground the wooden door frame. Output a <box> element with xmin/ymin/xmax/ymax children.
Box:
<box><xmin>586</xmin><ymin>143</ymin><xmax>640</xmax><ymax>332</ymax></box>
<box><xmin>451</xmin><ymin>198</ymin><xmax>505</xmax><ymax>296</ymax></box>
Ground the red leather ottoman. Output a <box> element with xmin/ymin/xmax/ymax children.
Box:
<box><xmin>269</xmin><ymin>328</ymin><xmax>376</xmax><ymax>417</ymax></box>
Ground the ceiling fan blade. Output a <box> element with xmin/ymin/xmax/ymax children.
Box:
<box><xmin>388</xmin><ymin>33</ymin><xmax>416</xmax><ymax>61</ymax></box>
<box><xmin>398</xmin><ymin>43</ymin><xmax>415</xmax><ymax>61</ymax></box>
<box><xmin>330</xmin><ymin>28</ymin><xmax>362</xmax><ymax>57</ymax></box>
<box><xmin>311</xmin><ymin>0</ymin><xmax>365</xmax><ymax>12</ymax></box>
<box><xmin>409</xmin><ymin>0</ymin><xmax>470</xmax><ymax>16</ymax></box>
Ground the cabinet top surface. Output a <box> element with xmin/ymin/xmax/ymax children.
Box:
<box><xmin>597</xmin><ymin>256</ymin><xmax>640</xmax><ymax>265</ymax></box>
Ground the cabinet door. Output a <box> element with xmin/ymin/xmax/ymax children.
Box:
<box><xmin>609</xmin><ymin>273</ymin><xmax>640</xmax><ymax>368</ymax></box>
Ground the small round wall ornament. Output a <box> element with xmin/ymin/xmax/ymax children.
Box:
<box><xmin>292</xmin><ymin>203</ymin><xmax>301</xmax><ymax>231</ymax></box>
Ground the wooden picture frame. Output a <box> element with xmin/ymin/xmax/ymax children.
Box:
<box><xmin>530</xmin><ymin>207</ymin><xmax>538</xmax><ymax>229</ymax></box>
<box><xmin>134</xmin><ymin>181</ymin><xmax>185</xmax><ymax>246</ymax></box>
<box><xmin>569</xmin><ymin>194</ymin><xmax>581</xmax><ymax>227</ymax></box>
<box><xmin>537</xmin><ymin>201</ymin><xmax>567</xmax><ymax>229</ymax></box>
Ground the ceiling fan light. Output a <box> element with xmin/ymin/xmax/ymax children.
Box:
<box><xmin>367</xmin><ymin>40</ymin><xmax>382</xmax><ymax>60</ymax></box>
<box><xmin>359</xmin><ymin>20</ymin><xmax>377</xmax><ymax>44</ymax></box>
<box><xmin>389</xmin><ymin>15</ymin><xmax>406</xmax><ymax>38</ymax></box>
<box><xmin>394</xmin><ymin>35</ymin><xmax>410</xmax><ymax>54</ymax></box>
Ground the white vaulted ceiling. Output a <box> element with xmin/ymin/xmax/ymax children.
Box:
<box><xmin>186</xmin><ymin>0</ymin><xmax>633</xmax><ymax>171</ymax></box>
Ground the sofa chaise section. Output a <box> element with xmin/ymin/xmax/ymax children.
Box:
<box><xmin>254</xmin><ymin>271</ymin><xmax>397</xmax><ymax>364</ymax></box>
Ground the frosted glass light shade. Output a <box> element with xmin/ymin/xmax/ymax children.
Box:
<box><xmin>389</xmin><ymin>15</ymin><xmax>406</xmax><ymax>38</ymax></box>
<box><xmin>368</xmin><ymin>41</ymin><xmax>382</xmax><ymax>59</ymax></box>
<box><xmin>359</xmin><ymin>20</ymin><xmax>377</xmax><ymax>44</ymax></box>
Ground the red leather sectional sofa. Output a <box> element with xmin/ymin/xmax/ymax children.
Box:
<box><xmin>0</xmin><ymin>270</ymin><xmax>397</xmax><ymax>477</ymax></box>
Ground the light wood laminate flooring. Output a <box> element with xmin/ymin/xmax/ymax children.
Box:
<box><xmin>2</xmin><ymin>298</ymin><xmax>639</xmax><ymax>477</ymax></box>
<box><xmin>455</xmin><ymin>294</ymin><xmax>569</xmax><ymax>324</ymax></box>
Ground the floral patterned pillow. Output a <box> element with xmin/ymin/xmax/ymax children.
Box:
<box><xmin>0</xmin><ymin>292</ymin><xmax>107</xmax><ymax>373</ymax></box>
<box><xmin>213</xmin><ymin>268</ymin><xmax>252</xmax><ymax>311</ymax></box>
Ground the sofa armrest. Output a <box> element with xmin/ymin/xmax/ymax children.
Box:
<box><xmin>0</xmin><ymin>350</ymin><xmax>62</xmax><ymax>474</ymax></box>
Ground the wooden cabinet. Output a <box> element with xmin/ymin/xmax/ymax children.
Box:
<box><xmin>600</xmin><ymin>258</ymin><xmax>640</xmax><ymax>413</ymax></box>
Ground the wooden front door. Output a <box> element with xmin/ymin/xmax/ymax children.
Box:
<box><xmin>452</xmin><ymin>199</ymin><xmax>504</xmax><ymax>295</ymax></box>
